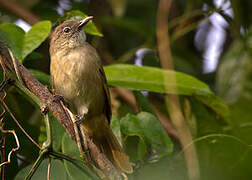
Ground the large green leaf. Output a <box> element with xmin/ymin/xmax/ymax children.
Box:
<box><xmin>51</xmin><ymin>114</ymin><xmax>66</xmax><ymax>151</ymax></box>
<box><xmin>104</xmin><ymin>64</ymin><xmax>229</xmax><ymax>119</ymax></box>
<box><xmin>14</xmin><ymin>159</ymin><xmax>68</xmax><ymax>180</ymax></box>
<box><xmin>0</xmin><ymin>21</ymin><xmax>51</xmax><ymax>62</ymax></box>
<box><xmin>61</xmin><ymin>133</ymin><xmax>91</xmax><ymax>180</ymax></box>
<box><xmin>0</xmin><ymin>23</ymin><xmax>25</xmax><ymax>60</ymax></box>
<box><xmin>120</xmin><ymin>112</ymin><xmax>173</xmax><ymax>163</ymax></box>
<box><xmin>22</xmin><ymin>21</ymin><xmax>51</xmax><ymax>61</ymax></box>
<box><xmin>105</xmin><ymin>64</ymin><xmax>210</xmax><ymax>95</ymax></box>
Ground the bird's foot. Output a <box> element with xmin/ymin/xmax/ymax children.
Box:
<box><xmin>75</xmin><ymin>115</ymin><xmax>84</xmax><ymax>125</ymax></box>
<box><xmin>52</xmin><ymin>94</ymin><xmax>64</xmax><ymax>102</ymax></box>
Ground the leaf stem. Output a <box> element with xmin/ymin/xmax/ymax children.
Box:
<box><xmin>25</xmin><ymin>149</ymin><xmax>47</xmax><ymax>180</ymax></box>
<box><xmin>50</xmin><ymin>151</ymin><xmax>100</xmax><ymax>180</ymax></box>
<box><xmin>42</xmin><ymin>114</ymin><xmax>52</xmax><ymax>150</ymax></box>
<box><xmin>14</xmin><ymin>79</ymin><xmax>42</xmax><ymax>107</ymax></box>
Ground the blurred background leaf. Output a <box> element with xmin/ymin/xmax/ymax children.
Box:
<box><xmin>120</xmin><ymin>112</ymin><xmax>173</xmax><ymax>163</ymax></box>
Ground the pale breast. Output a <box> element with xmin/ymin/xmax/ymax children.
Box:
<box><xmin>50</xmin><ymin>43</ymin><xmax>105</xmax><ymax>117</ymax></box>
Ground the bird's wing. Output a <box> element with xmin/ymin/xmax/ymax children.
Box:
<box><xmin>99</xmin><ymin>67</ymin><xmax>112</xmax><ymax>124</ymax></box>
<box><xmin>83</xmin><ymin>42</ymin><xmax>112</xmax><ymax>124</ymax></box>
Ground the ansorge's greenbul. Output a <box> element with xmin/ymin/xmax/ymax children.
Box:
<box><xmin>49</xmin><ymin>17</ymin><xmax>132</xmax><ymax>173</ymax></box>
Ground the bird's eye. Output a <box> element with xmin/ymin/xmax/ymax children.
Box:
<box><xmin>63</xmin><ymin>27</ymin><xmax>71</xmax><ymax>33</ymax></box>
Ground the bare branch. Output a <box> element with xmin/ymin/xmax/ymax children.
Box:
<box><xmin>0</xmin><ymin>91</ymin><xmax>41</xmax><ymax>149</ymax></box>
<box><xmin>0</xmin><ymin>129</ymin><xmax>20</xmax><ymax>167</ymax></box>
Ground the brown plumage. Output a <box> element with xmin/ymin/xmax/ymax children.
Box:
<box><xmin>49</xmin><ymin>18</ymin><xmax>132</xmax><ymax>173</ymax></box>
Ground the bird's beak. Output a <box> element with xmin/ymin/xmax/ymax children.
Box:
<box><xmin>78</xmin><ymin>16</ymin><xmax>93</xmax><ymax>30</ymax></box>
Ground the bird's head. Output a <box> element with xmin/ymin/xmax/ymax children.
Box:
<box><xmin>50</xmin><ymin>16</ymin><xmax>93</xmax><ymax>53</ymax></box>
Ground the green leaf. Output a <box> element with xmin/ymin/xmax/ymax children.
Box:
<box><xmin>196</xmin><ymin>94</ymin><xmax>230</xmax><ymax>121</ymax></box>
<box><xmin>62</xmin><ymin>133</ymin><xmax>81</xmax><ymax>160</ymax></box>
<box><xmin>194</xmin><ymin>134</ymin><xmax>252</xmax><ymax>180</ymax></box>
<box><xmin>120</xmin><ymin>112</ymin><xmax>173</xmax><ymax>163</ymax></box>
<box><xmin>110</xmin><ymin>116</ymin><xmax>123</xmax><ymax>146</ymax></box>
<box><xmin>14</xmin><ymin>159</ymin><xmax>68</xmax><ymax>180</ymax></box>
<box><xmin>105</xmin><ymin>64</ymin><xmax>211</xmax><ymax>95</ymax></box>
<box><xmin>61</xmin><ymin>133</ymin><xmax>91</xmax><ymax>180</ymax></box>
<box><xmin>0</xmin><ymin>23</ymin><xmax>25</xmax><ymax>60</ymax></box>
<box><xmin>104</xmin><ymin>64</ymin><xmax>229</xmax><ymax>119</ymax></box>
<box><xmin>0</xmin><ymin>21</ymin><xmax>51</xmax><ymax>62</ymax></box>
<box><xmin>21</xmin><ymin>21</ymin><xmax>51</xmax><ymax>61</ymax></box>
<box><xmin>61</xmin><ymin>10</ymin><xmax>103</xmax><ymax>37</ymax></box>
<box><xmin>189</xmin><ymin>98</ymin><xmax>223</xmax><ymax>137</ymax></box>
<box><xmin>51</xmin><ymin>114</ymin><xmax>66</xmax><ymax>151</ymax></box>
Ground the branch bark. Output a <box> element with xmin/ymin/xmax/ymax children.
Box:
<box><xmin>0</xmin><ymin>0</ymin><xmax>40</xmax><ymax>25</ymax></box>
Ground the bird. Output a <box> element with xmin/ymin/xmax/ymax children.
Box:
<box><xmin>49</xmin><ymin>16</ymin><xmax>132</xmax><ymax>173</ymax></box>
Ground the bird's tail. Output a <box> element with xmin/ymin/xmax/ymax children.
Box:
<box><xmin>81</xmin><ymin>115</ymin><xmax>133</xmax><ymax>174</ymax></box>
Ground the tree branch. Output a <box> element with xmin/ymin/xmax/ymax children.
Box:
<box><xmin>0</xmin><ymin>0</ymin><xmax>40</xmax><ymax>25</ymax></box>
<box><xmin>156</xmin><ymin>0</ymin><xmax>200</xmax><ymax>180</ymax></box>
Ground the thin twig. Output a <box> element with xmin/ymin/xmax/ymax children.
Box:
<box><xmin>0</xmin><ymin>92</ymin><xmax>41</xmax><ymax>149</ymax></box>
<box><xmin>156</xmin><ymin>0</ymin><xmax>200</xmax><ymax>180</ymax></box>
<box><xmin>0</xmin><ymin>136</ymin><xmax>6</xmax><ymax>180</ymax></box>
<box><xmin>0</xmin><ymin>128</ymin><xmax>20</xmax><ymax>167</ymax></box>
<box><xmin>25</xmin><ymin>150</ymin><xmax>47</xmax><ymax>180</ymax></box>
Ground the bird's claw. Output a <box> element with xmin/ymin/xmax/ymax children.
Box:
<box><xmin>52</xmin><ymin>94</ymin><xmax>64</xmax><ymax>102</ymax></box>
<box><xmin>75</xmin><ymin>115</ymin><xmax>84</xmax><ymax>125</ymax></box>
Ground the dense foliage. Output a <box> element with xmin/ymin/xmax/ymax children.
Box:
<box><xmin>0</xmin><ymin>0</ymin><xmax>252</xmax><ymax>180</ymax></box>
